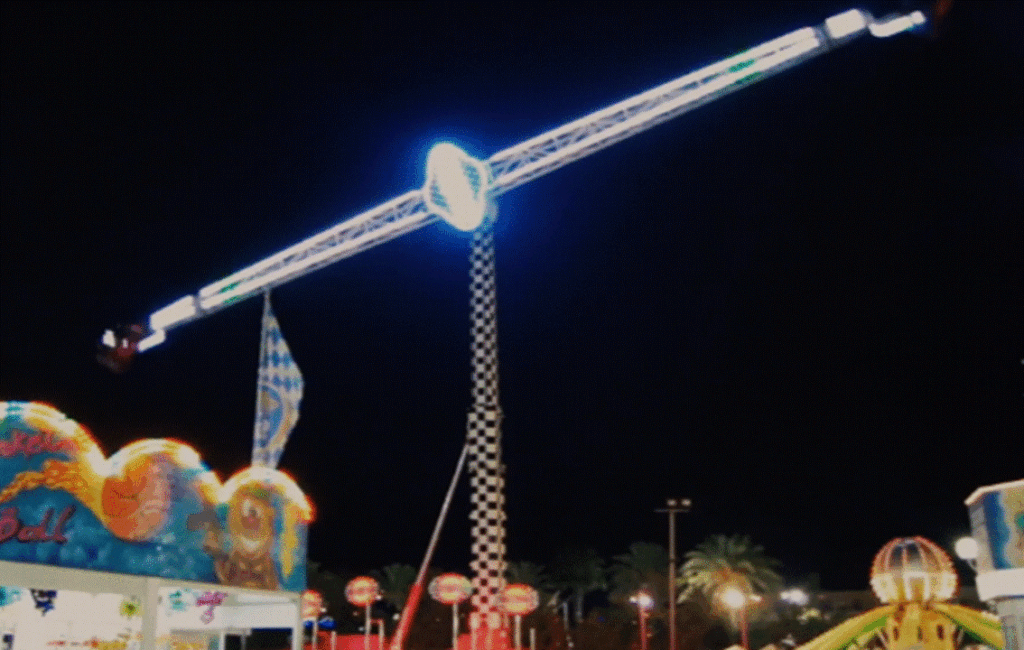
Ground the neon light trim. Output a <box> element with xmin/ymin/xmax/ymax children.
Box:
<box><xmin>869</xmin><ymin>11</ymin><xmax>926</xmax><ymax>38</ymax></box>
<box><xmin>136</xmin><ymin>329</ymin><xmax>166</xmax><ymax>352</ymax></box>
<box><xmin>826</xmin><ymin>9</ymin><xmax>868</xmax><ymax>40</ymax></box>
<box><xmin>217</xmin><ymin>465</ymin><xmax>314</xmax><ymax>522</ymax></box>
<box><xmin>487</xmin><ymin>28</ymin><xmax>822</xmax><ymax>194</ymax></box>
<box><xmin>149</xmin><ymin>296</ymin><xmax>198</xmax><ymax>331</ymax></box>
<box><xmin>490</xmin><ymin>26</ymin><xmax>820</xmax><ymax>170</ymax></box>
<box><xmin>198</xmin><ymin>190</ymin><xmax>428</xmax><ymax>309</ymax></box>
<box><xmin>2</xmin><ymin>402</ymin><xmax>313</xmax><ymax>522</ymax></box>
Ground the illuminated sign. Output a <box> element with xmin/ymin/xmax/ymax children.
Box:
<box><xmin>345</xmin><ymin>577</ymin><xmax>380</xmax><ymax>607</ymax></box>
<box><xmin>302</xmin><ymin>590</ymin><xmax>323</xmax><ymax>620</ymax></box>
<box><xmin>429</xmin><ymin>573</ymin><xmax>472</xmax><ymax>605</ymax></box>
<box><xmin>500</xmin><ymin>584</ymin><xmax>539</xmax><ymax>616</ymax></box>
<box><xmin>0</xmin><ymin>401</ymin><xmax>314</xmax><ymax>591</ymax></box>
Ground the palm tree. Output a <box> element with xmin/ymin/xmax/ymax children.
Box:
<box><xmin>506</xmin><ymin>560</ymin><xmax>548</xmax><ymax>588</ymax></box>
<box><xmin>679</xmin><ymin>534</ymin><xmax>783</xmax><ymax>622</ymax></box>
<box><xmin>306</xmin><ymin>561</ymin><xmax>347</xmax><ymax>621</ymax></box>
<box><xmin>547</xmin><ymin>547</ymin><xmax>607</xmax><ymax>625</ymax></box>
<box><xmin>373</xmin><ymin>563</ymin><xmax>418</xmax><ymax>622</ymax></box>
<box><xmin>608</xmin><ymin>542</ymin><xmax>669</xmax><ymax>608</ymax></box>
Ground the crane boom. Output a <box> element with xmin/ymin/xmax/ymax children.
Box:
<box><xmin>105</xmin><ymin>8</ymin><xmax>925</xmax><ymax>354</ymax></box>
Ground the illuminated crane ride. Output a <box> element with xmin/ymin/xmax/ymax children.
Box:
<box><xmin>100</xmin><ymin>7</ymin><xmax>927</xmax><ymax>649</ymax></box>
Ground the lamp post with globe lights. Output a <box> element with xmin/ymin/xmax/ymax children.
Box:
<box><xmin>656</xmin><ymin>498</ymin><xmax>692</xmax><ymax>650</ymax></box>
<box><xmin>954</xmin><ymin>535</ymin><xmax>980</xmax><ymax>600</ymax></box>
<box><xmin>630</xmin><ymin>591</ymin><xmax>655</xmax><ymax>650</ymax></box>
<box><xmin>720</xmin><ymin>587</ymin><xmax>761</xmax><ymax>650</ymax></box>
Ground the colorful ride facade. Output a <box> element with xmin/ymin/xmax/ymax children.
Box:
<box><xmin>0</xmin><ymin>401</ymin><xmax>316</xmax><ymax>650</ymax></box>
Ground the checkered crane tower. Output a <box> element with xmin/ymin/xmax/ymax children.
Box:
<box><xmin>101</xmin><ymin>7</ymin><xmax>927</xmax><ymax>647</ymax></box>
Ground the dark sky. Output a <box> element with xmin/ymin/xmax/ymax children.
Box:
<box><xmin>2</xmin><ymin>1</ymin><xmax>1021</xmax><ymax>591</ymax></box>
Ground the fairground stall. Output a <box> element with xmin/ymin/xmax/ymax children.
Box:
<box><xmin>964</xmin><ymin>479</ymin><xmax>1024</xmax><ymax>650</ymax></box>
<box><xmin>0</xmin><ymin>401</ymin><xmax>314</xmax><ymax>650</ymax></box>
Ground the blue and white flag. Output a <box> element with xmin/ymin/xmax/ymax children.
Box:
<box><xmin>252</xmin><ymin>293</ymin><xmax>303</xmax><ymax>468</ymax></box>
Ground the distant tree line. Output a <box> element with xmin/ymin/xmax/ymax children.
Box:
<box><xmin>297</xmin><ymin>534</ymin><xmax>841</xmax><ymax>650</ymax></box>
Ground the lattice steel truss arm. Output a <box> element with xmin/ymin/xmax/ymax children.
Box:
<box><xmin>488</xmin><ymin>14</ymin><xmax>857</xmax><ymax>196</ymax></box>
<box><xmin>134</xmin><ymin>192</ymin><xmax>434</xmax><ymax>336</ymax></box>
<box><xmin>106</xmin><ymin>8</ymin><xmax>924</xmax><ymax>353</ymax></box>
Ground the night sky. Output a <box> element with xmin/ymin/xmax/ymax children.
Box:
<box><xmin>2</xmin><ymin>1</ymin><xmax>1021</xmax><ymax>591</ymax></box>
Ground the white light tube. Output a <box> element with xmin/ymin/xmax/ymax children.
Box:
<box><xmin>869</xmin><ymin>11</ymin><xmax>926</xmax><ymax>38</ymax></box>
<box><xmin>488</xmin><ymin>28</ymin><xmax>820</xmax><ymax>168</ymax></box>
<box><xmin>198</xmin><ymin>203</ymin><xmax>435</xmax><ymax>309</ymax></box>
<box><xmin>149</xmin><ymin>295</ymin><xmax>197</xmax><ymax>331</ymax></box>
<box><xmin>826</xmin><ymin>9</ymin><xmax>868</xmax><ymax>40</ymax></box>
<box><xmin>491</xmin><ymin>33</ymin><xmax>821</xmax><ymax>190</ymax></box>
<box><xmin>137</xmin><ymin>329</ymin><xmax>166</xmax><ymax>352</ymax></box>
<box><xmin>200</xmin><ymin>190</ymin><xmax>424</xmax><ymax>300</ymax></box>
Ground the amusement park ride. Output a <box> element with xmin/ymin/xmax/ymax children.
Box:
<box><xmin>797</xmin><ymin>537</ymin><xmax>1004</xmax><ymax>650</ymax></box>
<box><xmin>98</xmin><ymin>6</ymin><xmax>938</xmax><ymax>649</ymax></box>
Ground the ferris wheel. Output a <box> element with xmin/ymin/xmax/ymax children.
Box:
<box><xmin>99</xmin><ymin>6</ymin><xmax>928</xmax><ymax>649</ymax></box>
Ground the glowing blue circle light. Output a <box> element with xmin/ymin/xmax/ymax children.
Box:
<box><xmin>424</xmin><ymin>142</ymin><xmax>491</xmax><ymax>231</ymax></box>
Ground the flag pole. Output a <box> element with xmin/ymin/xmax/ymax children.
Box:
<box><xmin>252</xmin><ymin>290</ymin><xmax>271</xmax><ymax>467</ymax></box>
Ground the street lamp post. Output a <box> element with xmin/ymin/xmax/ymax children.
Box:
<box><xmin>630</xmin><ymin>591</ymin><xmax>655</xmax><ymax>650</ymax></box>
<box><xmin>721</xmin><ymin>587</ymin><xmax>760</xmax><ymax>650</ymax></box>
<box><xmin>656</xmin><ymin>498</ymin><xmax>691</xmax><ymax>650</ymax></box>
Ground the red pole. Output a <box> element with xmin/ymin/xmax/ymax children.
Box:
<box><xmin>639</xmin><ymin>610</ymin><xmax>648</xmax><ymax>650</ymax></box>
<box><xmin>391</xmin><ymin>582</ymin><xmax>425</xmax><ymax>650</ymax></box>
<box><xmin>390</xmin><ymin>444</ymin><xmax>469</xmax><ymax>650</ymax></box>
<box><xmin>739</xmin><ymin>604</ymin><xmax>749</xmax><ymax>650</ymax></box>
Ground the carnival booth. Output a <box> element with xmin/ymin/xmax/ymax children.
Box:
<box><xmin>0</xmin><ymin>402</ymin><xmax>315</xmax><ymax>650</ymax></box>
<box><xmin>964</xmin><ymin>479</ymin><xmax>1024</xmax><ymax>650</ymax></box>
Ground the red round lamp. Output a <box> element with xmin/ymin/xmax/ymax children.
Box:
<box><xmin>500</xmin><ymin>584</ymin><xmax>539</xmax><ymax>616</ymax></box>
<box><xmin>346</xmin><ymin>576</ymin><xmax>381</xmax><ymax>607</ymax></box>
<box><xmin>429</xmin><ymin>573</ymin><xmax>472</xmax><ymax>605</ymax></box>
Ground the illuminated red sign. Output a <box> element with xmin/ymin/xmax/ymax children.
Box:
<box><xmin>429</xmin><ymin>573</ymin><xmax>472</xmax><ymax>605</ymax></box>
<box><xmin>346</xmin><ymin>577</ymin><xmax>380</xmax><ymax>607</ymax></box>
<box><xmin>303</xmin><ymin>590</ymin><xmax>323</xmax><ymax>619</ymax></box>
<box><xmin>500</xmin><ymin>584</ymin><xmax>538</xmax><ymax>616</ymax></box>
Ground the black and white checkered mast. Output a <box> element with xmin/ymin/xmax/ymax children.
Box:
<box><xmin>465</xmin><ymin>211</ymin><xmax>507</xmax><ymax>641</ymax></box>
